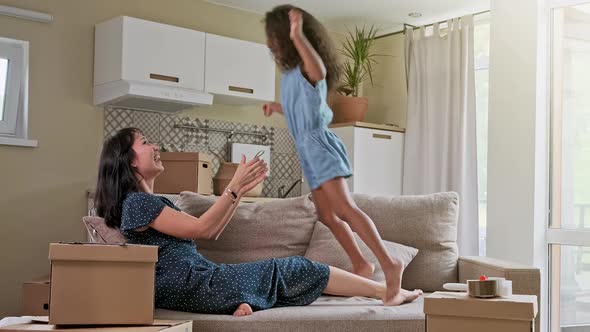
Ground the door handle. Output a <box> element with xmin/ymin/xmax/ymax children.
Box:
<box><xmin>372</xmin><ymin>133</ymin><xmax>391</xmax><ymax>140</ymax></box>
<box><xmin>150</xmin><ymin>73</ymin><xmax>179</xmax><ymax>83</ymax></box>
<box><xmin>229</xmin><ymin>85</ymin><xmax>254</xmax><ymax>94</ymax></box>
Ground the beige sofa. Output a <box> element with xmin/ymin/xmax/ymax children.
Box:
<box><xmin>147</xmin><ymin>192</ymin><xmax>540</xmax><ymax>332</ymax></box>
<box><xmin>86</xmin><ymin>191</ymin><xmax>540</xmax><ymax>332</ymax></box>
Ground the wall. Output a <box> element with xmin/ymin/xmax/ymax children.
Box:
<box><xmin>486</xmin><ymin>0</ymin><xmax>547</xmax><ymax>267</ymax></box>
<box><xmin>486</xmin><ymin>0</ymin><xmax>548</xmax><ymax>329</ymax></box>
<box><xmin>0</xmin><ymin>0</ymin><xmax>283</xmax><ymax>317</ymax></box>
<box><xmin>362</xmin><ymin>32</ymin><xmax>408</xmax><ymax>129</ymax></box>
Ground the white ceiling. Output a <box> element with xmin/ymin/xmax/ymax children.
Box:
<box><xmin>206</xmin><ymin>0</ymin><xmax>490</xmax><ymax>35</ymax></box>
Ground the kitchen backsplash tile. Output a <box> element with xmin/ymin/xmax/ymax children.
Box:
<box><xmin>104</xmin><ymin>108</ymin><xmax>134</xmax><ymax>138</ymax></box>
<box><xmin>133</xmin><ymin>111</ymin><xmax>161</xmax><ymax>144</ymax></box>
<box><xmin>273</xmin><ymin>127</ymin><xmax>297</xmax><ymax>155</ymax></box>
<box><xmin>104</xmin><ymin>108</ymin><xmax>302</xmax><ymax>198</ymax></box>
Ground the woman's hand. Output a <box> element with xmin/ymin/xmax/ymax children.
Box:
<box><xmin>289</xmin><ymin>8</ymin><xmax>303</xmax><ymax>40</ymax></box>
<box><xmin>227</xmin><ymin>155</ymin><xmax>268</xmax><ymax>197</ymax></box>
<box><xmin>262</xmin><ymin>102</ymin><xmax>283</xmax><ymax>117</ymax></box>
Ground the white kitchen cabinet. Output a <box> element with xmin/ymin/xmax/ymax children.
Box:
<box><xmin>330</xmin><ymin>125</ymin><xmax>404</xmax><ymax>197</ymax></box>
<box><xmin>204</xmin><ymin>33</ymin><xmax>275</xmax><ymax>104</ymax></box>
<box><xmin>94</xmin><ymin>16</ymin><xmax>206</xmax><ymax>91</ymax></box>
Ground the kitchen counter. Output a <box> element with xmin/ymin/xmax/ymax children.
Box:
<box><xmin>329</xmin><ymin>121</ymin><xmax>405</xmax><ymax>133</ymax></box>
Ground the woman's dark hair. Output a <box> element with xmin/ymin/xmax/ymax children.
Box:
<box><xmin>95</xmin><ymin>127</ymin><xmax>142</xmax><ymax>228</ymax></box>
<box><xmin>264</xmin><ymin>4</ymin><xmax>341</xmax><ymax>91</ymax></box>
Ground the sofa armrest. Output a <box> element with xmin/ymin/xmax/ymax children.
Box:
<box><xmin>458</xmin><ymin>256</ymin><xmax>541</xmax><ymax>331</ymax></box>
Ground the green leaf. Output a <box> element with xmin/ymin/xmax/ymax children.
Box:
<box><xmin>338</xmin><ymin>24</ymin><xmax>386</xmax><ymax>96</ymax></box>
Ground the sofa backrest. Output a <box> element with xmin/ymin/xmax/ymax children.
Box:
<box><xmin>86</xmin><ymin>191</ymin><xmax>459</xmax><ymax>292</ymax></box>
<box><xmin>177</xmin><ymin>191</ymin><xmax>459</xmax><ymax>292</ymax></box>
<box><xmin>177</xmin><ymin>192</ymin><xmax>318</xmax><ymax>263</ymax></box>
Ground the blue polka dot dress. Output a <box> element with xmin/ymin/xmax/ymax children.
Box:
<box><xmin>120</xmin><ymin>192</ymin><xmax>330</xmax><ymax>315</ymax></box>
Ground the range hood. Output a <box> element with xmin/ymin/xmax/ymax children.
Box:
<box><xmin>93</xmin><ymin>16</ymin><xmax>213</xmax><ymax>112</ymax></box>
<box><xmin>93</xmin><ymin>79</ymin><xmax>213</xmax><ymax>113</ymax></box>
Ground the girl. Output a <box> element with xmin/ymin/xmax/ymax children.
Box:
<box><xmin>95</xmin><ymin>128</ymin><xmax>421</xmax><ymax>317</ymax></box>
<box><xmin>263</xmin><ymin>5</ymin><xmax>407</xmax><ymax>304</ymax></box>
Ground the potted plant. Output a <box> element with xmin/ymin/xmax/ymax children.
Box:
<box><xmin>331</xmin><ymin>25</ymin><xmax>379</xmax><ymax>123</ymax></box>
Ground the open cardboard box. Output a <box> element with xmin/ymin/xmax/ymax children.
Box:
<box><xmin>48</xmin><ymin>243</ymin><xmax>158</xmax><ymax>326</ymax></box>
<box><xmin>424</xmin><ymin>291</ymin><xmax>538</xmax><ymax>332</ymax></box>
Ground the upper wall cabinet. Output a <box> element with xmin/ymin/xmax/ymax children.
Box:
<box><xmin>94</xmin><ymin>16</ymin><xmax>206</xmax><ymax>91</ymax></box>
<box><xmin>94</xmin><ymin>16</ymin><xmax>275</xmax><ymax>111</ymax></box>
<box><xmin>204</xmin><ymin>33</ymin><xmax>276</xmax><ymax>104</ymax></box>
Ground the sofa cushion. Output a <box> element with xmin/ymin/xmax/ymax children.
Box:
<box><xmin>304</xmin><ymin>222</ymin><xmax>418</xmax><ymax>283</ymax></box>
<box><xmin>176</xmin><ymin>192</ymin><xmax>318</xmax><ymax>263</ymax></box>
<box><xmin>351</xmin><ymin>192</ymin><xmax>459</xmax><ymax>292</ymax></box>
<box><xmin>155</xmin><ymin>295</ymin><xmax>426</xmax><ymax>332</ymax></box>
<box><xmin>82</xmin><ymin>216</ymin><xmax>126</xmax><ymax>244</ymax></box>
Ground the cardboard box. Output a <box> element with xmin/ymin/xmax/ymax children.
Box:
<box><xmin>154</xmin><ymin>152</ymin><xmax>212</xmax><ymax>195</ymax></box>
<box><xmin>22</xmin><ymin>277</ymin><xmax>50</xmax><ymax>316</ymax></box>
<box><xmin>424</xmin><ymin>292</ymin><xmax>538</xmax><ymax>332</ymax></box>
<box><xmin>0</xmin><ymin>318</ymin><xmax>191</xmax><ymax>331</ymax></box>
<box><xmin>48</xmin><ymin>243</ymin><xmax>158</xmax><ymax>325</ymax></box>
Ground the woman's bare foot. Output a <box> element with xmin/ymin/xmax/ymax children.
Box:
<box><xmin>382</xmin><ymin>258</ymin><xmax>403</xmax><ymax>305</ymax></box>
<box><xmin>353</xmin><ymin>260</ymin><xmax>375</xmax><ymax>279</ymax></box>
<box><xmin>382</xmin><ymin>289</ymin><xmax>423</xmax><ymax>306</ymax></box>
<box><xmin>233</xmin><ymin>303</ymin><xmax>253</xmax><ymax>317</ymax></box>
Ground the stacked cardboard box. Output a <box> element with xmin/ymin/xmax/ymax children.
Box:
<box><xmin>22</xmin><ymin>278</ymin><xmax>50</xmax><ymax>316</ymax></box>
<box><xmin>14</xmin><ymin>243</ymin><xmax>192</xmax><ymax>332</ymax></box>
<box><xmin>424</xmin><ymin>291</ymin><xmax>538</xmax><ymax>332</ymax></box>
<box><xmin>0</xmin><ymin>318</ymin><xmax>191</xmax><ymax>331</ymax></box>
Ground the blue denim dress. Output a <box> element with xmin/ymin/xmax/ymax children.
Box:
<box><xmin>281</xmin><ymin>66</ymin><xmax>353</xmax><ymax>190</ymax></box>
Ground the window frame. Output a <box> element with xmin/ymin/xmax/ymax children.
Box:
<box><xmin>0</xmin><ymin>38</ymin><xmax>23</xmax><ymax>136</ymax></box>
<box><xmin>474</xmin><ymin>14</ymin><xmax>490</xmax><ymax>257</ymax></box>
<box><xmin>547</xmin><ymin>1</ymin><xmax>590</xmax><ymax>330</ymax></box>
<box><xmin>0</xmin><ymin>37</ymin><xmax>36</xmax><ymax>147</ymax></box>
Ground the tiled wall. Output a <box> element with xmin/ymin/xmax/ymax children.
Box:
<box><xmin>104</xmin><ymin>108</ymin><xmax>303</xmax><ymax>198</ymax></box>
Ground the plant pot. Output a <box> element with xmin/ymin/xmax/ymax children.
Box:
<box><xmin>330</xmin><ymin>95</ymin><xmax>369</xmax><ymax>123</ymax></box>
<box><xmin>213</xmin><ymin>162</ymin><xmax>263</xmax><ymax>197</ymax></box>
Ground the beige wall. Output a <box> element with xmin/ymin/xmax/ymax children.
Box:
<box><xmin>361</xmin><ymin>33</ymin><xmax>407</xmax><ymax>129</ymax></box>
<box><xmin>0</xmin><ymin>0</ymin><xmax>286</xmax><ymax>317</ymax></box>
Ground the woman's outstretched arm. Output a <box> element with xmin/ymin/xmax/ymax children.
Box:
<box><xmin>148</xmin><ymin>157</ymin><xmax>267</xmax><ymax>239</ymax></box>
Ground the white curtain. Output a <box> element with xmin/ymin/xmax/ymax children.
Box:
<box><xmin>403</xmin><ymin>16</ymin><xmax>479</xmax><ymax>256</ymax></box>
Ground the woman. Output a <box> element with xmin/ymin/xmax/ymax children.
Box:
<box><xmin>95</xmin><ymin>127</ymin><xmax>421</xmax><ymax>317</ymax></box>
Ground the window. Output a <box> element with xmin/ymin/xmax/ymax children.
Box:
<box><xmin>0</xmin><ymin>58</ymin><xmax>8</xmax><ymax>120</ymax></box>
<box><xmin>549</xmin><ymin>2</ymin><xmax>590</xmax><ymax>331</ymax></box>
<box><xmin>0</xmin><ymin>39</ymin><xmax>23</xmax><ymax>135</ymax></box>
<box><xmin>474</xmin><ymin>15</ymin><xmax>490</xmax><ymax>257</ymax></box>
<box><xmin>0</xmin><ymin>37</ymin><xmax>35</xmax><ymax>147</ymax></box>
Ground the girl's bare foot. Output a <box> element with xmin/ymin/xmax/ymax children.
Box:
<box><xmin>382</xmin><ymin>258</ymin><xmax>403</xmax><ymax>305</ymax></box>
<box><xmin>382</xmin><ymin>289</ymin><xmax>423</xmax><ymax>306</ymax></box>
<box><xmin>233</xmin><ymin>303</ymin><xmax>253</xmax><ymax>317</ymax></box>
<box><xmin>353</xmin><ymin>260</ymin><xmax>375</xmax><ymax>279</ymax></box>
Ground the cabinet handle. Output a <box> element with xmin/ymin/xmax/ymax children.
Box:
<box><xmin>150</xmin><ymin>73</ymin><xmax>179</xmax><ymax>83</ymax></box>
<box><xmin>372</xmin><ymin>133</ymin><xmax>391</xmax><ymax>140</ymax></box>
<box><xmin>229</xmin><ymin>85</ymin><xmax>254</xmax><ymax>94</ymax></box>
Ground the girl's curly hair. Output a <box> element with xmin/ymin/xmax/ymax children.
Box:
<box><xmin>264</xmin><ymin>4</ymin><xmax>341</xmax><ymax>91</ymax></box>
